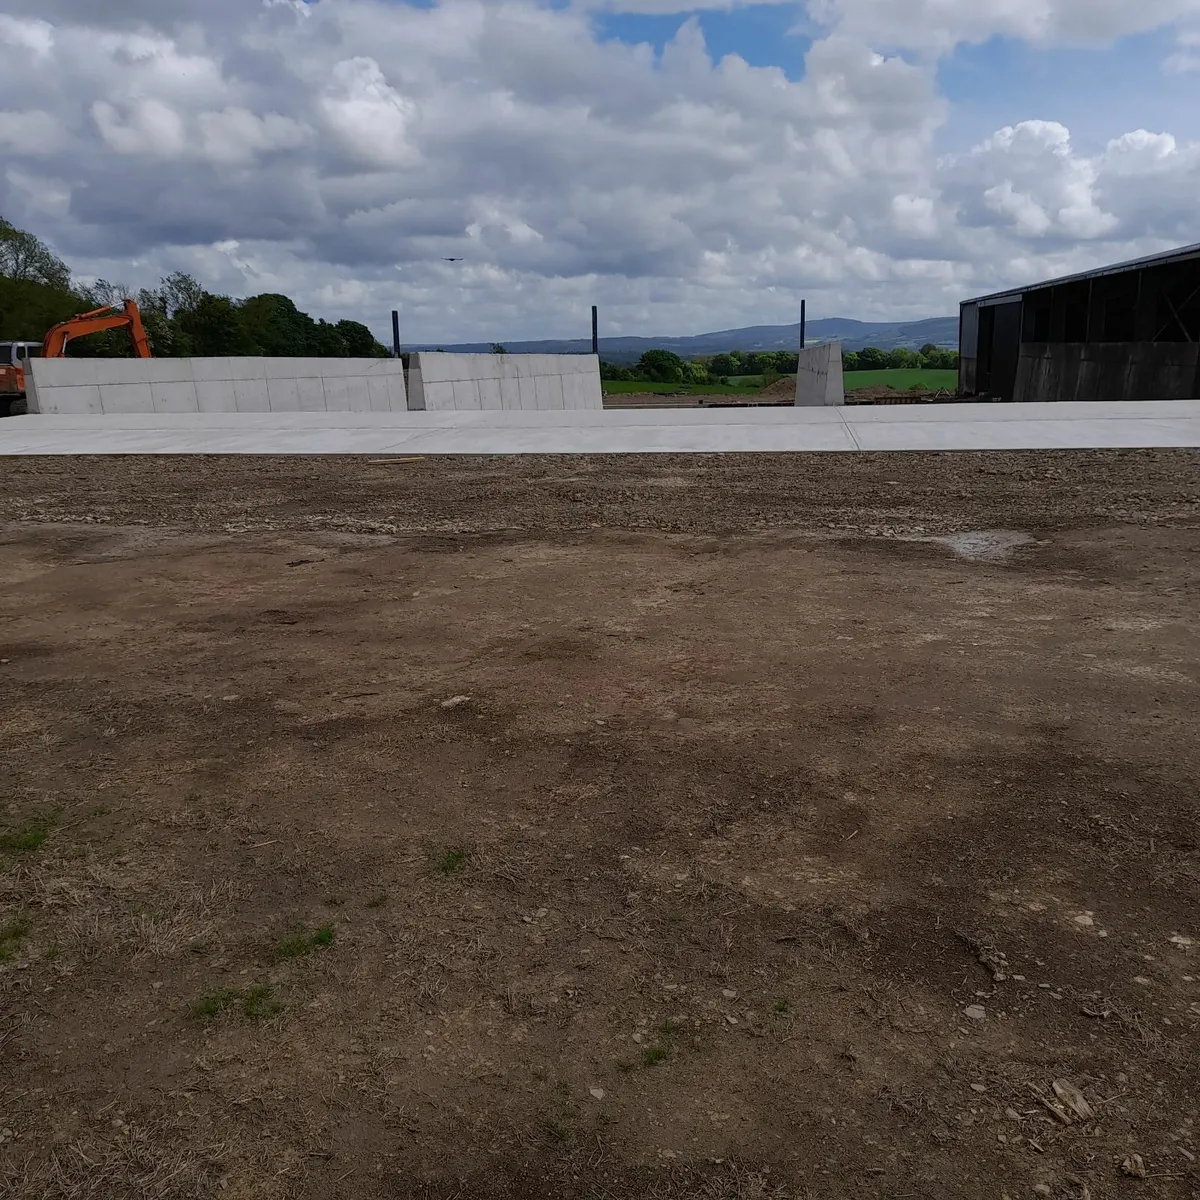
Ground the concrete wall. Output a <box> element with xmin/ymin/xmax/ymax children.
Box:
<box><xmin>26</xmin><ymin>357</ymin><xmax>407</xmax><ymax>415</ymax></box>
<box><xmin>408</xmin><ymin>352</ymin><xmax>602</xmax><ymax>412</ymax></box>
<box><xmin>794</xmin><ymin>342</ymin><xmax>844</xmax><ymax>406</ymax></box>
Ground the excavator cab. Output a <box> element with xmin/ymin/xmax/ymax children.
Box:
<box><xmin>0</xmin><ymin>342</ymin><xmax>41</xmax><ymax>416</ymax></box>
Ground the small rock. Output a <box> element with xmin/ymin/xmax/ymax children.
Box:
<box><xmin>1006</xmin><ymin>1108</ymin><xmax>1022</xmax><ymax>1121</ymax></box>
<box><xmin>721</xmin><ymin>988</ymin><xmax>738</xmax><ymax>1000</ymax></box>
<box><xmin>725</xmin><ymin>1015</ymin><xmax>738</xmax><ymax>1025</ymax></box>
<box><xmin>1121</xmin><ymin>1154</ymin><xmax>1147</xmax><ymax>1179</ymax></box>
<box><xmin>1133</xmin><ymin>976</ymin><xmax>1152</xmax><ymax>986</ymax></box>
<box><xmin>970</xmin><ymin>1083</ymin><xmax>988</xmax><ymax>1093</ymax></box>
<box><xmin>632</xmin><ymin>1033</ymin><xmax>644</xmax><ymax>1044</ymax></box>
<box><xmin>589</xmin><ymin>1087</ymin><xmax>605</xmax><ymax>1101</ymax></box>
<box><xmin>1074</xmin><ymin>913</ymin><xmax>1094</xmax><ymax>927</ymax></box>
<box><xmin>964</xmin><ymin>1005</ymin><xmax>986</xmax><ymax>1021</ymax></box>
<box><xmin>1034</xmin><ymin>1185</ymin><xmax>1052</xmax><ymax>1196</ymax></box>
<box><xmin>440</xmin><ymin>695</ymin><xmax>472</xmax><ymax>709</ymax></box>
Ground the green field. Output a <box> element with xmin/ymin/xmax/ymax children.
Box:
<box><xmin>601</xmin><ymin>379</ymin><xmax>764</xmax><ymax>396</ymax></box>
<box><xmin>602</xmin><ymin>367</ymin><xmax>958</xmax><ymax>397</ymax></box>
<box><xmin>844</xmin><ymin>368</ymin><xmax>957</xmax><ymax>391</ymax></box>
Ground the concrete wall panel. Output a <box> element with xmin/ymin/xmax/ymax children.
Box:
<box><xmin>795</xmin><ymin>342</ymin><xmax>845</xmax><ymax>407</ymax></box>
<box><xmin>101</xmin><ymin>383</ymin><xmax>155</xmax><ymax>414</ymax></box>
<box><xmin>478</xmin><ymin>378</ymin><xmax>503</xmax><ymax>410</ymax></box>
<box><xmin>195</xmin><ymin>382</ymin><xmax>239</xmax><ymax>413</ymax></box>
<box><xmin>151</xmin><ymin>382</ymin><xmax>199</xmax><ymax>414</ymax></box>
<box><xmin>233</xmin><ymin>380</ymin><xmax>271</xmax><ymax>413</ymax></box>
<box><xmin>499</xmin><ymin>377</ymin><xmax>521</xmax><ymax>410</ymax></box>
<box><xmin>409</xmin><ymin>353</ymin><xmax>602</xmax><ymax>413</ymax></box>
<box><xmin>27</xmin><ymin>357</ymin><xmax>406</xmax><ymax>415</ymax></box>
<box><xmin>367</xmin><ymin>376</ymin><xmax>394</xmax><ymax>413</ymax></box>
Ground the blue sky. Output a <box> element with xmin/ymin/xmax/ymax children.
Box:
<box><xmin>594</xmin><ymin>5</ymin><xmax>812</xmax><ymax>76</ymax></box>
<box><xmin>594</xmin><ymin>4</ymin><xmax>1198</xmax><ymax>153</ymax></box>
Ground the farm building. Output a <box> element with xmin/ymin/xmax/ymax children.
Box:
<box><xmin>959</xmin><ymin>242</ymin><xmax>1200</xmax><ymax>403</ymax></box>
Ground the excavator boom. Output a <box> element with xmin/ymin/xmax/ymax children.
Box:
<box><xmin>41</xmin><ymin>299</ymin><xmax>152</xmax><ymax>359</ymax></box>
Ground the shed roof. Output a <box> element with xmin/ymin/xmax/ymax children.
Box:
<box><xmin>962</xmin><ymin>241</ymin><xmax>1200</xmax><ymax>307</ymax></box>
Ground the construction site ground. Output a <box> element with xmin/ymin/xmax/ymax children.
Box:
<box><xmin>1</xmin><ymin>451</ymin><xmax>1198</xmax><ymax>1200</ymax></box>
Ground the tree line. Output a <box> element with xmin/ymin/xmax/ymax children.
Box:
<box><xmin>602</xmin><ymin>344</ymin><xmax>958</xmax><ymax>385</ymax></box>
<box><xmin>1</xmin><ymin>216</ymin><xmax>387</xmax><ymax>358</ymax></box>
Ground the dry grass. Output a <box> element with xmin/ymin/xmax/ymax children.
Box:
<box><xmin>0</xmin><ymin>851</ymin><xmax>237</xmax><ymax>967</ymax></box>
<box><xmin>0</xmin><ymin>1125</ymin><xmax>217</xmax><ymax>1200</ymax></box>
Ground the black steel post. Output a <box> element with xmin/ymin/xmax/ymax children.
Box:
<box><xmin>591</xmin><ymin>306</ymin><xmax>599</xmax><ymax>357</ymax></box>
<box><xmin>391</xmin><ymin>310</ymin><xmax>401</xmax><ymax>358</ymax></box>
<box><xmin>800</xmin><ymin>299</ymin><xmax>806</xmax><ymax>350</ymax></box>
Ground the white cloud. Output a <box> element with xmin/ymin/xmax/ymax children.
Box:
<box><xmin>0</xmin><ymin>15</ymin><xmax>54</xmax><ymax>57</ymax></box>
<box><xmin>320</xmin><ymin>57</ymin><xmax>420</xmax><ymax>169</ymax></box>
<box><xmin>197</xmin><ymin>108</ymin><xmax>311</xmax><ymax>166</ymax></box>
<box><xmin>0</xmin><ymin>0</ymin><xmax>1195</xmax><ymax>342</ymax></box>
<box><xmin>0</xmin><ymin>110</ymin><xmax>66</xmax><ymax>155</ymax></box>
<box><xmin>805</xmin><ymin>0</ymin><xmax>1200</xmax><ymax>53</ymax></box>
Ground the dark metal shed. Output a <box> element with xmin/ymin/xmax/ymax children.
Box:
<box><xmin>958</xmin><ymin>242</ymin><xmax>1200</xmax><ymax>402</ymax></box>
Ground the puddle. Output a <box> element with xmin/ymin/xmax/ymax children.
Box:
<box><xmin>884</xmin><ymin>529</ymin><xmax>1035</xmax><ymax>563</ymax></box>
<box><xmin>924</xmin><ymin>530</ymin><xmax>1035</xmax><ymax>563</ymax></box>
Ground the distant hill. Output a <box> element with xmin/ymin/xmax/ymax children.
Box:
<box><xmin>410</xmin><ymin>316</ymin><xmax>958</xmax><ymax>366</ymax></box>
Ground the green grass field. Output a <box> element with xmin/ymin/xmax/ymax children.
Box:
<box><xmin>601</xmin><ymin>379</ymin><xmax>764</xmax><ymax>396</ymax></box>
<box><xmin>843</xmin><ymin>368</ymin><xmax>957</xmax><ymax>391</ymax></box>
<box><xmin>602</xmin><ymin>367</ymin><xmax>957</xmax><ymax>397</ymax></box>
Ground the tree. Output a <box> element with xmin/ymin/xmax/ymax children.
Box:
<box><xmin>160</xmin><ymin>271</ymin><xmax>206</xmax><ymax>319</ymax></box>
<box><xmin>0</xmin><ymin>276</ymin><xmax>81</xmax><ymax>342</ymax></box>
<box><xmin>600</xmin><ymin>361</ymin><xmax>631</xmax><ymax>381</ymax></box>
<box><xmin>635</xmin><ymin>349</ymin><xmax>685</xmax><ymax>383</ymax></box>
<box><xmin>919</xmin><ymin>343</ymin><xmax>939</xmax><ymax>358</ymax></box>
<box><xmin>336</xmin><ymin>320</ymin><xmax>387</xmax><ymax>357</ymax></box>
<box><xmin>857</xmin><ymin>346</ymin><xmax>888</xmax><ymax>370</ymax></box>
<box><xmin>841</xmin><ymin>350</ymin><xmax>861</xmax><ymax>372</ymax></box>
<box><xmin>0</xmin><ymin>217</ymin><xmax>71</xmax><ymax>290</ymax></box>
<box><xmin>179</xmin><ymin>293</ymin><xmax>260</xmax><ymax>356</ymax></box>
<box><xmin>682</xmin><ymin>359</ymin><xmax>709</xmax><ymax>384</ymax></box>
<box><xmin>708</xmin><ymin>352</ymin><xmax>737</xmax><ymax>377</ymax></box>
<box><xmin>490</xmin><ymin>343</ymin><xmax>507</xmax><ymax>355</ymax></box>
<box><xmin>312</xmin><ymin>319</ymin><xmax>349</xmax><ymax>357</ymax></box>
<box><xmin>887</xmin><ymin>348</ymin><xmax>917</xmax><ymax>369</ymax></box>
<box><xmin>239</xmin><ymin>293</ymin><xmax>314</xmax><ymax>357</ymax></box>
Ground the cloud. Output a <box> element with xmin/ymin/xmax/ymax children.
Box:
<box><xmin>0</xmin><ymin>0</ymin><xmax>1196</xmax><ymax>342</ymax></box>
<box><xmin>804</xmin><ymin>0</ymin><xmax>1200</xmax><ymax>53</ymax></box>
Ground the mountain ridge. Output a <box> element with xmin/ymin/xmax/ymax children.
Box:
<box><xmin>409</xmin><ymin>316</ymin><xmax>958</xmax><ymax>365</ymax></box>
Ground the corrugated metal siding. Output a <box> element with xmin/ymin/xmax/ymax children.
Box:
<box><xmin>1013</xmin><ymin>342</ymin><xmax>1200</xmax><ymax>402</ymax></box>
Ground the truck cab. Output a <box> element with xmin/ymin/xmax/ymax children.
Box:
<box><xmin>0</xmin><ymin>341</ymin><xmax>41</xmax><ymax>415</ymax></box>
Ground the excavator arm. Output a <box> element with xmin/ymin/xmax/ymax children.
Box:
<box><xmin>41</xmin><ymin>299</ymin><xmax>152</xmax><ymax>359</ymax></box>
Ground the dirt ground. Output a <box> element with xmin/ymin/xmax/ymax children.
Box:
<box><xmin>1</xmin><ymin>452</ymin><xmax>1198</xmax><ymax>1200</ymax></box>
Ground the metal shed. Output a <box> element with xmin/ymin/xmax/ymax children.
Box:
<box><xmin>959</xmin><ymin>242</ymin><xmax>1200</xmax><ymax>402</ymax></box>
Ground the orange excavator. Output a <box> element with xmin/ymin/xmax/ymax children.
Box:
<box><xmin>0</xmin><ymin>299</ymin><xmax>151</xmax><ymax>416</ymax></box>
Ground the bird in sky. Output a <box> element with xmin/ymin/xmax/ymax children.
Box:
<box><xmin>443</xmin><ymin>257</ymin><xmax>463</xmax><ymax>262</ymax></box>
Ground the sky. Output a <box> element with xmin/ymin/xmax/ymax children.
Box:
<box><xmin>0</xmin><ymin>0</ymin><xmax>1197</xmax><ymax>345</ymax></box>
